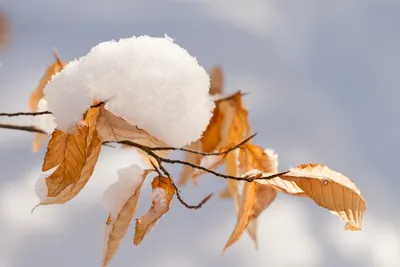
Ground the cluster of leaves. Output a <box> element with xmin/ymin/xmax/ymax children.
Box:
<box><xmin>0</xmin><ymin>52</ymin><xmax>366</xmax><ymax>267</ymax></box>
<box><xmin>179</xmin><ymin>67</ymin><xmax>367</xmax><ymax>250</ymax></box>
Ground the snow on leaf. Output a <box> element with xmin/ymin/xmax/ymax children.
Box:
<box><xmin>29</xmin><ymin>50</ymin><xmax>66</xmax><ymax>112</ymax></box>
<box><xmin>134</xmin><ymin>176</ymin><xmax>175</xmax><ymax>245</ymax></box>
<box><xmin>102</xmin><ymin>167</ymin><xmax>151</xmax><ymax>267</ymax></box>
<box><xmin>279</xmin><ymin>163</ymin><xmax>366</xmax><ymax>230</ymax></box>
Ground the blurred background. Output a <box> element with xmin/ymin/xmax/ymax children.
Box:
<box><xmin>0</xmin><ymin>1</ymin><xmax>399</xmax><ymax>267</ymax></box>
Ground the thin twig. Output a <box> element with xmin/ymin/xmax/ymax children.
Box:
<box><xmin>215</xmin><ymin>91</ymin><xmax>249</xmax><ymax>103</ymax></box>
<box><xmin>172</xmin><ymin>183</ymin><xmax>213</xmax><ymax>210</ymax></box>
<box><xmin>0</xmin><ymin>123</ymin><xmax>48</xmax><ymax>134</ymax></box>
<box><xmin>117</xmin><ymin>139</ymin><xmax>288</xmax><ymax>182</ymax></box>
<box><xmin>0</xmin><ymin>111</ymin><xmax>52</xmax><ymax>117</ymax></box>
<box><xmin>157</xmin><ymin>162</ymin><xmax>213</xmax><ymax>209</ymax></box>
<box><xmin>150</xmin><ymin>133</ymin><xmax>257</xmax><ymax>156</ymax></box>
<box><xmin>0</xmin><ymin>102</ymin><xmax>106</xmax><ymax>117</ymax></box>
<box><xmin>0</xmin><ymin>122</ymin><xmax>287</xmax><ymax>182</ymax></box>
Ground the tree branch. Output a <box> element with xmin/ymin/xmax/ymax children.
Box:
<box><xmin>149</xmin><ymin>157</ymin><xmax>213</xmax><ymax>209</ymax></box>
<box><xmin>150</xmin><ymin>133</ymin><xmax>257</xmax><ymax>156</ymax></box>
<box><xmin>0</xmin><ymin>123</ymin><xmax>48</xmax><ymax>134</ymax></box>
<box><xmin>0</xmin><ymin>101</ymin><xmax>106</xmax><ymax>117</ymax></box>
<box><xmin>116</xmin><ymin>139</ymin><xmax>288</xmax><ymax>182</ymax></box>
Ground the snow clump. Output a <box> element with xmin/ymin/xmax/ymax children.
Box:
<box><xmin>44</xmin><ymin>35</ymin><xmax>214</xmax><ymax>147</ymax></box>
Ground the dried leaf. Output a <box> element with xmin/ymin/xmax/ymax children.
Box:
<box><xmin>193</xmin><ymin>154</ymin><xmax>226</xmax><ymax>181</ymax></box>
<box><xmin>103</xmin><ymin>170</ymin><xmax>150</xmax><ymax>267</ymax></box>
<box><xmin>279</xmin><ymin>164</ymin><xmax>366</xmax><ymax>230</ymax></box>
<box><xmin>39</xmin><ymin>106</ymin><xmax>102</xmax><ymax>204</ymax></box>
<box><xmin>256</xmin><ymin>176</ymin><xmax>307</xmax><ymax>196</ymax></box>
<box><xmin>134</xmin><ymin>176</ymin><xmax>175</xmax><ymax>245</ymax></box>
<box><xmin>218</xmin><ymin>91</ymin><xmax>250</xmax><ymax>150</ymax></box>
<box><xmin>209</xmin><ymin>66</ymin><xmax>224</xmax><ymax>95</ymax></box>
<box><xmin>96</xmin><ymin>106</ymin><xmax>168</xmax><ymax>167</ymax></box>
<box><xmin>219</xmin><ymin>186</ymin><xmax>232</xmax><ymax>199</ymax></box>
<box><xmin>32</xmin><ymin>133</ymin><xmax>50</xmax><ymax>153</ymax></box>
<box><xmin>247</xmin><ymin>185</ymin><xmax>277</xmax><ymax>249</ymax></box>
<box><xmin>43</xmin><ymin>125</ymin><xmax>88</xmax><ymax>197</ymax></box>
<box><xmin>237</xmin><ymin>145</ymin><xmax>280</xmax><ymax>247</ymax></box>
<box><xmin>178</xmin><ymin>141</ymin><xmax>202</xmax><ymax>185</ymax></box>
<box><xmin>96</xmin><ymin>106</ymin><xmax>165</xmax><ymax>146</ymax></box>
<box><xmin>201</xmin><ymin>105</ymin><xmax>224</xmax><ymax>153</ymax></box>
<box><xmin>29</xmin><ymin>50</ymin><xmax>66</xmax><ymax>112</ymax></box>
<box><xmin>42</xmin><ymin>129</ymin><xmax>68</xmax><ymax>172</ymax></box>
<box><xmin>223</xmin><ymin>181</ymin><xmax>257</xmax><ymax>252</ymax></box>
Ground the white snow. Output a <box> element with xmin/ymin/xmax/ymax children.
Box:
<box><xmin>44</xmin><ymin>35</ymin><xmax>214</xmax><ymax>147</ymax></box>
<box><xmin>152</xmin><ymin>187</ymin><xmax>168</xmax><ymax>212</ymax></box>
<box><xmin>264</xmin><ymin>148</ymin><xmax>278</xmax><ymax>172</ymax></box>
<box><xmin>33</xmin><ymin>98</ymin><xmax>57</xmax><ymax>134</ymax></box>
<box><xmin>103</xmin><ymin>164</ymin><xmax>144</xmax><ymax>219</ymax></box>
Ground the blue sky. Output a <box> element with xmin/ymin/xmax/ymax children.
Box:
<box><xmin>0</xmin><ymin>1</ymin><xmax>399</xmax><ymax>267</ymax></box>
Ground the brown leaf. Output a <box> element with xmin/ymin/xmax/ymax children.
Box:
<box><xmin>279</xmin><ymin>164</ymin><xmax>366</xmax><ymax>230</ymax></box>
<box><xmin>223</xmin><ymin>181</ymin><xmax>257</xmax><ymax>252</ymax></box>
<box><xmin>39</xmin><ymin>106</ymin><xmax>102</xmax><ymax>204</ymax></box>
<box><xmin>237</xmin><ymin>146</ymin><xmax>280</xmax><ymax>247</ymax></box>
<box><xmin>209</xmin><ymin>66</ymin><xmax>224</xmax><ymax>95</ymax></box>
<box><xmin>193</xmin><ymin>154</ymin><xmax>226</xmax><ymax>182</ymax></box>
<box><xmin>178</xmin><ymin>141</ymin><xmax>202</xmax><ymax>185</ymax></box>
<box><xmin>29</xmin><ymin>50</ymin><xmax>66</xmax><ymax>112</ymax></box>
<box><xmin>103</xmin><ymin>169</ymin><xmax>151</xmax><ymax>267</ymax></box>
<box><xmin>43</xmin><ymin>125</ymin><xmax>88</xmax><ymax>197</ymax></box>
<box><xmin>247</xmin><ymin>185</ymin><xmax>277</xmax><ymax>249</ymax></box>
<box><xmin>32</xmin><ymin>133</ymin><xmax>50</xmax><ymax>153</ymax></box>
<box><xmin>218</xmin><ymin>91</ymin><xmax>251</xmax><ymax>150</ymax></box>
<box><xmin>96</xmin><ymin>106</ymin><xmax>168</xmax><ymax>167</ymax></box>
<box><xmin>201</xmin><ymin>105</ymin><xmax>224</xmax><ymax>153</ymax></box>
<box><xmin>256</xmin><ymin>176</ymin><xmax>307</xmax><ymax>196</ymax></box>
<box><xmin>219</xmin><ymin>186</ymin><xmax>232</xmax><ymax>199</ymax></box>
<box><xmin>42</xmin><ymin>129</ymin><xmax>68</xmax><ymax>172</ymax></box>
<box><xmin>134</xmin><ymin>176</ymin><xmax>175</xmax><ymax>245</ymax></box>
<box><xmin>96</xmin><ymin>106</ymin><xmax>165</xmax><ymax>146</ymax></box>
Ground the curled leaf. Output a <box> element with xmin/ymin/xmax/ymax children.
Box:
<box><xmin>29</xmin><ymin>50</ymin><xmax>66</xmax><ymax>112</ymax></box>
<box><xmin>280</xmin><ymin>164</ymin><xmax>366</xmax><ymax>230</ymax></box>
<box><xmin>209</xmin><ymin>66</ymin><xmax>224</xmax><ymax>96</ymax></box>
<box><xmin>96</xmin><ymin>106</ymin><xmax>168</xmax><ymax>167</ymax></box>
<box><xmin>103</xmin><ymin>167</ymin><xmax>151</xmax><ymax>267</ymax></box>
<box><xmin>223</xmin><ymin>181</ymin><xmax>257</xmax><ymax>252</ymax></box>
<box><xmin>38</xmin><ymin>106</ymin><xmax>102</xmax><ymax>205</ymax></box>
<box><xmin>134</xmin><ymin>176</ymin><xmax>175</xmax><ymax>245</ymax></box>
<box><xmin>178</xmin><ymin>141</ymin><xmax>202</xmax><ymax>185</ymax></box>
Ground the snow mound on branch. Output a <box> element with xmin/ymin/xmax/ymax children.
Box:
<box><xmin>44</xmin><ymin>35</ymin><xmax>214</xmax><ymax>147</ymax></box>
